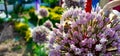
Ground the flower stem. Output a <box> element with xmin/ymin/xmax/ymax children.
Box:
<box><xmin>37</xmin><ymin>19</ymin><xmax>40</xmax><ymax>26</ymax></box>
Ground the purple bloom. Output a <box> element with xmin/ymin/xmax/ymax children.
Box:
<box><xmin>80</xmin><ymin>18</ymin><xmax>88</xmax><ymax>24</ymax></box>
<box><xmin>71</xmin><ymin>38</ymin><xmax>79</xmax><ymax>44</ymax></box>
<box><xmin>49</xmin><ymin>36</ymin><xmax>55</xmax><ymax>44</ymax></box>
<box><xmin>76</xmin><ymin>18</ymin><xmax>88</xmax><ymax>25</ymax></box>
<box><xmin>74</xmin><ymin>48</ymin><xmax>82</xmax><ymax>55</ymax></box>
<box><xmin>95</xmin><ymin>6</ymin><xmax>101</xmax><ymax>13</ymax></box>
<box><xmin>91</xmin><ymin>13</ymin><xmax>95</xmax><ymax>20</ymax></box>
<box><xmin>100</xmin><ymin>37</ymin><xmax>108</xmax><ymax>44</ymax></box>
<box><xmin>43</xmin><ymin>20</ymin><xmax>53</xmax><ymax>29</ymax></box>
<box><xmin>96</xmin><ymin>14</ymin><xmax>102</xmax><ymax>22</ymax></box>
<box><xmin>72</xmin><ymin>9</ymin><xmax>79</xmax><ymax>18</ymax></box>
<box><xmin>117</xmin><ymin>38</ymin><xmax>120</xmax><ymax>43</ymax></box>
<box><xmin>87</xmin><ymin>38</ymin><xmax>94</xmax><ymax>48</ymax></box>
<box><xmin>48</xmin><ymin>44</ymin><xmax>54</xmax><ymax>49</ymax></box>
<box><xmin>112</xmin><ymin>18</ymin><xmax>120</xmax><ymax>24</ymax></box>
<box><xmin>32</xmin><ymin>26</ymin><xmax>50</xmax><ymax>44</ymax></box>
<box><xmin>117</xmin><ymin>44</ymin><xmax>120</xmax><ymax>53</ymax></box>
<box><xmin>39</xmin><ymin>8</ymin><xmax>49</xmax><ymax>17</ymax></box>
<box><xmin>53</xmin><ymin>28</ymin><xmax>61</xmax><ymax>36</ymax></box>
<box><xmin>95</xmin><ymin>44</ymin><xmax>102</xmax><ymax>51</ymax></box>
<box><xmin>117</xmin><ymin>31</ymin><xmax>120</xmax><ymax>36</ymax></box>
<box><xmin>104</xmin><ymin>18</ymin><xmax>110</xmax><ymax>23</ymax></box>
<box><xmin>70</xmin><ymin>44</ymin><xmax>76</xmax><ymax>50</ymax></box>
<box><xmin>49</xmin><ymin>49</ymin><xmax>61</xmax><ymax>56</ymax></box>
<box><xmin>79</xmin><ymin>13</ymin><xmax>84</xmax><ymax>19</ymax></box>
<box><xmin>49</xmin><ymin>31</ymin><xmax>56</xmax><ymax>37</ymax></box>
<box><xmin>114</xmin><ymin>24</ymin><xmax>120</xmax><ymax>31</ymax></box>
<box><xmin>70</xmin><ymin>41</ymin><xmax>75</xmax><ymax>44</ymax></box>
<box><xmin>113</xmin><ymin>32</ymin><xmax>119</xmax><ymax>40</ymax></box>
<box><xmin>84</xmin><ymin>48</ymin><xmax>89</xmax><ymax>52</ymax></box>
<box><xmin>85</xmin><ymin>13</ymin><xmax>92</xmax><ymax>21</ymax></box>
<box><xmin>87</xmin><ymin>52</ymin><xmax>93</xmax><ymax>56</ymax></box>
<box><xmin>48</xmin><ymin>8</ymin><xmax>120</xmax><ymax>56</ymax></box>
<box><xmin>71</xmin><ymin>22</ymin><xmax>78</xmax><ymax>28</ymax></box>
<box><xmin>78</xmin><ymin>33</ymin><xmax>83</xmax><ymax>41</ymax></box>
<box><xmin>98</xmin><ymin>33</ymin><xmax>106</xmax><ymax>38</ymax></box>
<box><xmin>102</xmin><ymin>45</ymin><xmax>106</xmax><ymax>53</ymax></box>
<box><xmin>55</xmin><ymin>45</ymin><xmax>61</xmax><ymax>51</ymax></box>
<box><xmin>98</xmin><ymin>21</ymin><xmax>103</xmax><ymax>28</ymax></box>
<box><xmin>73</xmin><ymin>31</ymin><xmax>79</xmax><ymax>37</ymax></box>
<box><xmin>55</xmin><ymin>23</ymin><xmax>64</xmax><ymax>31</ymax></box>
<box><xmin>65</xmin><ymin>52</ymin><xmax>71</xmax><ymax>56</ymax></box>
<box><xmin>104</xmin><ymin>10</ymin><xmax>110</xmax><ymax>17</ymax></box>
<box><xmin>105</xmin><ymin>28</ymin><xmax>115</xmax><ymax>37</ymax></box>
<box><xmin>118</xmin><ymin>49</ymin><xmax>120</xmax><ymax>53</ymax></box>
<box><xmin>61</xmin><ymin>38</ymin><xmax>68</xmax><ymax>44</ymax></box>
<box><xmin>87</xmin><ymin>32</ymin><xmax>92</xmax><ymax>37</ymax></box>
<box><xmin>76</xmin><ymin>18</ymin><xmax>81</xmax><ymax>24</ymax></box>
<box><xmin>104</xmin><ymin>53</ymin><xmax>112</xmax><ymax>56</ymax></box>
<box><xmin>61</xmin><ymin>9</ymin><xmax>74</xmax><ymax>22</ymax></box>
<box><xmin>87</xmin><ymin>26</ymin><xmax>92</xmax><ymax>32</ymax></box>
<box><xmin>112</xmin><ymin>41</ymin><xmax>118</xmax><ymax>46</ymax></box>
<box><xmin>81</xmin><ymin>39</ymin><xmax>87</xmax><ymax>46</ymax></box>
<box><xmin>62</xmin><ymin>0</ymin><xmax>86</xmax><ymax>9</ymax></box>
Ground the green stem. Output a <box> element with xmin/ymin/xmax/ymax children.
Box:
<box><xmin>37</xmin><ymin>19</ymin><xmax>40</xmax><ymax>26</ymax></box>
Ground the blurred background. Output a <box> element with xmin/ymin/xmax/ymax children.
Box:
<box><xmin>0</xmin><ymin>0</ymin><xmax>64</xmax><ymax>56</ymax></box>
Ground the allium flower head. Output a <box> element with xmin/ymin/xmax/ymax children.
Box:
<box><xmin>32</xmin><ymin>26</ymin><xmax>50</xmax><ymax>44</ymax></box>
<box><xmin>49</xmin><ymin>8</ymin><xmax>120</xmax><ymax>56</ymax></box>
<box><xmin>43</xmin><ymin>20</ymin><xmax>53</xmax><ymax>29</ymax></box>
<box><xmin>39</xmin><ymin>8</ymin><xmax>49</xmax><ymax>17</ymax></box>
<box><xmin>62</xmin><ymin>0</ymin><xmax>86</xmax><ymax>9</ymax></box>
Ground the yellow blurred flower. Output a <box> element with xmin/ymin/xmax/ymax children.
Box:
<box><xmin>15</xmin><ymin>22</ymin><xmax>31</xmax><ymax>41</ymax></box>
<box><xmin>50</xmin><ymin>12</ymin><xmax>61</xmax><ymax>20</ymax></box>
<box><xmin>25</xmin><ymin>28</ymin><xmax>31</xmax><ymax>41</ymax></box>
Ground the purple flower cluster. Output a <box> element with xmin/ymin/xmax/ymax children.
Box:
<box><xmin>48</xmin><ymin>8</ymin><xmax>120</xmax><ymax>56</ymax></box>
<box><xmin>62</xmin><ymin>0</ymin><xmax>86</xmax><ymax>9</ymax></box>
<box><xmin>39</xmin><ymin>8</ymin><xmax>49</xmax><ymax>17</ymax></box>
<box><xmin>32</xmin><ymin>26</ymin><xmax>50</xmax><ymax>44</ymax></box>
<box><xmin>43</xmin><ymin>20</ymin><xmax>53</xmax><ymax>29</ymax></box>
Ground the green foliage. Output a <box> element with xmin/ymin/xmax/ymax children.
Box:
<box><xmin>14</xmin><ymin>4</ymin><xmax>24</xmax><ymax>14</ymax></box>
<box><xmin>14</xmin><ymin>22</ymin><xmax>29</xmax><ymax>36</ymax></box>
<box><xmin>43</xmin><ymin>0</ymin><xmax>58</xmax><ymax>4</ymax></box>
<box><xmin>33</xmin><ymin>44</ymin><xmax>47</xmax><ymax>56</ymax></box>
<box><xmin>28</xmin><ymin>8</ymin><xmax>38</xmax><ymax>26</ymax></box>
<box><xmin>7</xmin><ymin>0</ymin><xmax>17</xmax><ymax>5</ymax></box>
<box><xmin>0</xmin><ymin>18</ymin><xmax>4</xmax><ymax>24</ymax></box>
<box><xmin>43</xmin><ymin>0</ymin><xmax>59</xmax><ymax>7</ymax></box>
<box><xmin>49</xmin><ymin>6</ymin><xmax>64</xmax><ymax>27</ymax></box>
<box><xmin>26</xmin><ymin>38</ymin><xmax>47</xmax><ymax>56</ymax></box>
<box><xmin>52</xmin><ymin>6</ymin><xmax>64</xmax><ymax>14</ymax></box>
<box><xmin>25</xmin><ymin>6</ymin><xmax>64</xmax><ymax>55</ymax></box>
<box><xmin>29</xmin><ymin>7</ymin><xmax>50</xmax><ymax>26</ymax></box>
<box><xmin>12</xmin><ymin>45</ymin><xmax>22</xmax><ymax>51</ymax></box>
<box><xmin>28</xmin><ymin>6</ymin><xmax>64</xmax><ymax>27</ymax></box>
<box><xmin>49</xmin><ymin>6</ymin><xmax>64</xmax><ymax>20</ymax></box>
<box><xmin>25</xmin><ymin>38</ymin><xmax>34</xmax><ymax>56</ymax></box>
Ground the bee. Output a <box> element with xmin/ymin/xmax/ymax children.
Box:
<box><xmin>63</xmin><ymin>19</ymin><xmax>72</xmax><ymax>33</ymax></box>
